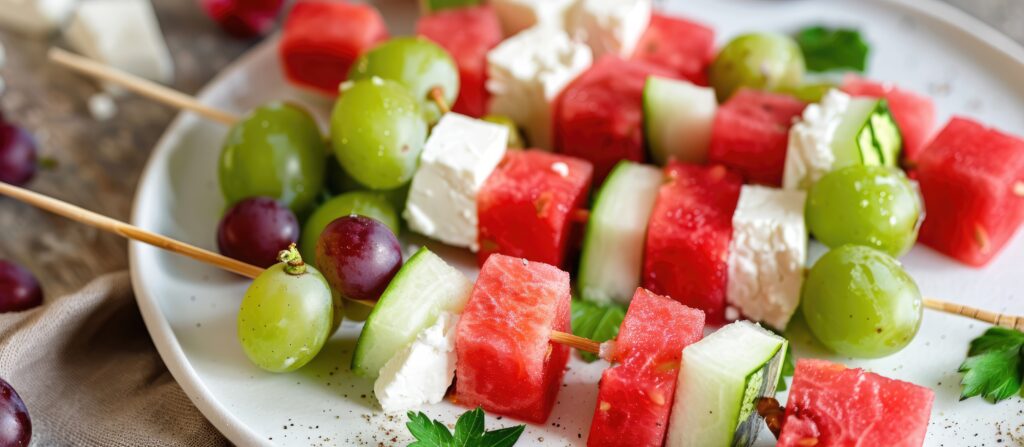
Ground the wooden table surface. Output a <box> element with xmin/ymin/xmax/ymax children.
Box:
<box><xmin>0</xmin><ymin>0</ymin><xmax>1022</xmax><ymax>298</ymax></box>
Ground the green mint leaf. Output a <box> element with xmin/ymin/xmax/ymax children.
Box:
<box><xmin>571</xmin><ymin>299</ymin><xmax>626</xmax><ymax>362</ymax></box>
<box><xmin>420</xmin><ymin>0</ymin><xmax>479</xmax><ymax>13</ymax></box>
<box><xmin>959</xmin><ymin>348</ymin><xmax>1023</xmax><ymax>403</ymax></box>
<box><xmin>776</xmin><ymin>343</ymin><xmax>795</xmax><ymax>392</ymax></box>
<box><xmin>795</xmin><ymin>26</ymin><xmax>869</xmax><ymax>73</ymax></box>
<box><xmin>406</xmin><ymin>411</ymin><xmax>454</xmax><ymax>447</ymax></box>
<box><xmin>968</xmin><ymin>327</ymin><xmax>1024</xmax><ymax>356</ymax></box>
<box><xmin>480</xmin><ymin>425</ymin><xmax>526</xmax><ymax>447</ymax></box>
<box><xmin>453</xmin><ymin>407</ymin><xmax>485</xmax><ymax>446</ymax></box>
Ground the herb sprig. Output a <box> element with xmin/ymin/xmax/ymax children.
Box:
<box><xmin>959</xmin><ymin>327</ymin><xmax>1024</xmax><ymax>403</ymax></box>
<box><xmin>407</xmin><ymin>407</ymin><xmax>525</xmax><ymax>447</ymax></box>
<box><xmin>795</xmin><ymin>26</ymin><xmax>870</xmax><ymax>73</ymax></box>
<box><xmin>571</xmin><ymin>299</ymin><xmax>626</xmax><ymax>362</ymax></box>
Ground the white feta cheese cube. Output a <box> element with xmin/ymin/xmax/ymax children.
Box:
<box><xmin>373</xmin><ymin>312</ymin><xmax>459</xmax><ymax>413</ymax></box>
<box><xmin>567</xmin><ymin>0</ymin><xmax>651</xmax><ymax>58</ymax></box>
<box><xmin>404</xmin><ymin>113</ymin><xmax>508</xmax><ymax>251</ymax></box>
<box><xmin>783</xmin><ymin>89</ymin><xmax>850</xmax><ymax>190</ymax></box>
<box><xmin>65</xmin><ymin>0</ymin><xmax>174</xmax><ymax>85</ymax></box>
<box><xmin>491</xmin><ymin>0</ymin><xmax>575</xmax><ymax>36</ymax></box>
<box><xmin>487</xmin><ymin>26</ymin><xmax>592</xmax><ymax>150</ymax></box>
<box><xmin>726</xmin><ymin>185</ymin><xmax>807</xmax><ymax>330</ymax></box>
<box><xmin>0</xmin><ymin>0</ymin><xmax>76</xmax><ymax>36</ymax></box>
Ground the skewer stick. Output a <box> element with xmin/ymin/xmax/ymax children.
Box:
<box><xmin>0</xmin><ymin>181</ymin><xmax>604</xmax><ymax>354</ymax></box>
<box><xmin>923</xmin><ymin>298</ymin><xmax>1024</xmax><ymax>331</ymax></box>
<box><xmin>429</xmin><ymin>87</ymin><xmax>451</xmax><ymax>114</ymax></box>
<box><xmin>48</xmin><ymin>48</ymin><xmax>239</xmax><ymax>126</ymax></box>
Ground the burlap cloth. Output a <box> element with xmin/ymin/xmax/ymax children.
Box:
<box><xmin>0</xmin><ymin>272</ymin><xmax>229</xmax><ymax>446</ymax></box>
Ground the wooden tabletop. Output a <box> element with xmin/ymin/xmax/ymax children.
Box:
<box><xmin>1</xmin><ymin>0</ymin><xmax>1022</xmax><ymax>298</ymax></box>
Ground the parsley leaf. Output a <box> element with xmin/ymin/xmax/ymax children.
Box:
<box><xmin>571</xmin><ymin>299</ymin><xmax>626</xmax><ymax>362</ymax></box>
<box><xmin>776</xmin><ymin>343</ymin><xmax>796</xmax><ymax>392</ymax></box>
<box><xmin>406</xmin><ymin>407</ymin><xmax>526</xmax><ymax>447</ymax></box>
<box><xmin>795</xmin><ymin>26</ymin><xmax>870</xmax><ymax>73</ymax></box>
<box><xmin>958</xmin><ymin>327</ymin><xmax>1024</xmax><ymax>403</ymax></box>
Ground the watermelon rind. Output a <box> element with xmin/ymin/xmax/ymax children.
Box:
<box><xmin>351</xmin><ymin>247</ymin><xmax>474</xmax><ymax>378</ymax></box>
<box><xmin>578</xmin><ymin>161</ymin><xmax>663</xmax><ymax>305</ymax></box>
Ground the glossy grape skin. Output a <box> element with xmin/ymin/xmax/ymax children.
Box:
<box><xmin>326</xmin><ymin>155</ymin><xmax>410</xmax><ymax>213</ymax></box>
<box><xmin>0</xmin><ymin>379</ymin><xmax>30</xmax><ymax>447</ymax></box>
<box><xmin>316</xmin><ymin>215</ymin><xmax>402</xmax><ymax>303</ymax></box>
<box><xmin>331</xmin><ymin>79</ymin><xmax>427</xmax><ymax>190</ymax></box>
<box><xmin>0</xmin><ymin>260</ymin><xmax>43</xmax><ymax>313</ymax></box>
<box><xmin>0</xmin><ymin>122</ymin><xmax>38</xmax><ymax>186</ymax></box>
<box><xmin>217</xmin><ymin>197</ymin><xmax>300</xmax><ymax>268</ymax></box>
<box><xmin>802</xmin><ymin>245</ymin><xmax>923</xmax><ymax>358</ymax></box>
<box><xmin>349</xmin><ymin>37</ymin><xmax>459</xmax><ymax>123</ymax></box>
<box><xmin>709</xmin><ymin>33</ymin><xmax>805</xmax><ymax>102</ymax></box>
<box><xmin>237</xmin><ymin>258</ymin><xmax>333</xmax><ymax>373</ymax></box>
<box><xmin>807</xmin><ymin>165</ymin><xmax>922</xmax><ymax>257</ymax></box>
<box><xmin>300</xmin><ymin>192</ymin><xmax>399</xmax><ymax>263</ymax></box>
<box><xmin>219</xmin><ymin>102</ymin><xmax>326</xmax><ymax>214</ymax></box>
<box><xmin>482</xmin><ymin>114</ymin><xmax>525</xmax><ymax>149</ymax></box>
<box><xmin>343</xmin><ymin>298</ymin><xmax>374</xmax><ymax>322</ymax></box>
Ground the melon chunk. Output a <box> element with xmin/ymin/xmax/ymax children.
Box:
<box><xmin>707</xmin><ymin>89</ymin><xmax>806</xmax><ymax>186</ymax></box>
<box><xmin>841</xmin><ymin>75</ymin><xmax>936</xmax><ymax>163</ymax></box>
<box><xmin>455</xmin><ymin>254</ymin><xmax>572</xmax><ymax>423</ymax></box>
<box><xmin>631</xmin><ymin>13</ymin><xmax>715</xmax><ymax>85</ymax></box>
<box><xmin>417</xmin><ymin>6</ymin><xmax>503</xmax><ymax>117</ymax></box>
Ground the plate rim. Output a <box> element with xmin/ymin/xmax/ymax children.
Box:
<box><xmin>127</xmin><ymin>1</ymin><xmax>1024</xmax><ymax>445</ymax></box>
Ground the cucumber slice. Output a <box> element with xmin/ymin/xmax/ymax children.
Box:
<box><xmin>577</xmin><ymin>161</ymin><xmax>663</xmax><ymax>304</ymax></box>
<box><xmin>665</xmin><ymin>321</ymin><xmax>787</xmax><ymax>447</ymax></box>
<box><xmin>643</xmin><ymin>76</ymin><xmax>718</xmax><ymax>165</ymax></box>
<box><xmin>351</xmin><ymin>247</ymin><xmax>474</xmax><ymax>378</ymax></box>
<box><xmin>831</xmin><ymin>98</ymin><xmax>903</xmax><ymax>170</ymax></box>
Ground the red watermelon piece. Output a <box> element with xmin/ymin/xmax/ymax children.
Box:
<box><xmin>455</xmin><ymin>254</ymin><xmax>572</xmax><ymax>423</ymax></box>
<box><xmin>555</xmin><ymin>55</ymin><xmax>678</xmax><ymax>183</ymax></box>
<box><xmin>588</xmin><ymin>288</ymin><xmax>705</xmax><ymax>447</ymax></box>
<box><xmin>477</xmin><ymin>150</ymin><xmax>594</xmax><ymax>268</ymax></box>
<box><xmin>916</xmin><ymin>117</ymin><xmax>1024</xmax><ymax>267</ymax></box>
<box><xmin>279</xmin><ymin>1</ymin><xmax>388</xmax><ymax>96</ymax></box>
<box><xmin>631</xmin><ymin>13</ymin><xmax>715</xmax><ymax>85</ymax></box>
<box><xmin>416</xmin><ymin>6</ymin><xmax>502</xmax><ymax>117</ymax></box>
<box><xmin>778</xmin><ymin>359</ymin><xmax>934</xmax><ymax>447</ymax></box>
<box><xmin>642</xmin><ymin>163</ymin><xmax>742</xmax><ymax>324</ymax></box>
<box><xmin>707</xmin><ymin>89</ymin><xmax>807</xmax><ymax>186</ymax></box>
<box><xmin>841</xmin><ymin>75</ymin><xmax>936</xmax><ymax>163</ymax></box>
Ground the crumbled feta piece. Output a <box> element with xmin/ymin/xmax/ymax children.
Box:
<box><xmin>374</xmin><ymin>313</ymin><xmax>460</xmax><ymax>413</ymax></box>
<box><xmin>404</xmin><ymin>113</ymin><xmax>508</xmax><ymax>251</ymax></box>
<box><xmin>567</xmin><ymin>0</ymin><xmax>651</xmax><ymax>58</ymax></box>
<box><xmin>491</xmin><ymin>0</ymin><xmax>575</xmax><ymax>36</ymax></box>
<box><xmin>726</xmin><ymin>185</ymin><xmax>807</xmax><ymax>330</ymax></box>
<box><xmin>783</xmin><ymin>89</ymin><xmax>851</xmax><ymax>190</ymax></box>
<box><xmin>0</xmin><ymin>0</ymin><xmax>76</xmax><ymax>36</ymax></box>
<box><xmin>487</xmin><ymin>26</ymin><xmax>592</xmax><ymax>150</ymax></box>
<box><xmin>88</xmin><ymin>93</ymin><xmax>117</xmax><ymax>121</ymax></box>
<box><xmin>65</xmin><ymin>0</ymin><xmax>174</xmax><ymax>84</ymax></box>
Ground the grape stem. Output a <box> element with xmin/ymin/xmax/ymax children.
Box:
<box><xmin>277</xmin><ymin>243</ymin><xmax>306</xmax><ymax>276</ymax></box>
<box><xmin>429</xmin><ymin>87</ymin><xmax>451</xmax><ymax>114</ymax></box>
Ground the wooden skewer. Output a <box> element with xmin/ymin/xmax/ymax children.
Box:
<box><xmin>0</xmin><ymin>181</ymin><xmax>604</xmax><ymax>354</ymax></box>
<box><xmin>429</xmin><ymin>86</ymin><xmax>451</xmax><ymax>114</ymax></box>
<box><xmin>48</xmin><ymin>48</ymin><xmax>239</xmax><ymax>126</ymax></box>
<box><xmin>923</xmin><ymin>298</ymin><xmax>1024</xmax><ymax>332</ymax></box>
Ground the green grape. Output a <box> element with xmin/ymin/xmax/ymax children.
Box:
<box><xmin>326</xmin><ymin>154</ymin><xmax>410</xmax><ymax>213</ymax></box>
<box><xmin>237</xmin><ymin>246</ymin><xmax>333</xmax><ymax>372</ymax></box>
<box><xmin>709</xmin><ymin>33</ymin><xmax>805</xmax><ymax>102</ymax></box>
<box><xmin>802</xmin><ymin>245</ymin><xmax>923</xmax><ymax>358</ymax></box>
<box><xmin>482</xmin><ymin>114</ymin><xmax>526</xmax><ymax>149</ymax></box>
<box><xmin>219</xmin><ymin>102</ymin><xmax>326</xmax><ymax>214</ymax></box>
<box><xmin>300</xmin><ymin>191</ymin><xmax>400</xmax><ymax>262</ymax></box>
<box><xmin>807</xmin><ymin>165</ymin><xmax>921</xmax><ymax>257</ymax></box>
<box><xmin>331</xmin><ymin>78</ymin><xmax>427</xmax><ymax>190</ymax></box>
<box><xmin>348</xmin><ymin>37</ymin><xmax>459</xmax><ymax>123</ymax></box>
<box><xmin>778</xmin><ymin>81</ymin><xmax>835</xmax><ymax>103</ymax></box>
<box><xmin>344</xmin><ymin>297</ymin><xmax>374</xmax><ymax>322</ymax></box>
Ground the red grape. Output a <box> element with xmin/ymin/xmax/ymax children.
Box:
<box><xmin>0</xmin><ymin>379</ymin><xmax>30</xmax><ymax>447</ymax></box>
<box><xmin>217</xmin><ymin>197</ymin><xmax>299</xmax><ymax>268</ymax></box>
<box><xmin>0</xmin><ymin>261</ymin><xmax>42</xmax><ymax>313</ymax></box>
<box><xmin>316</xmin><ymin>215</ymin><xmax>402</xmax><ymax>302</ymax></box>
<box><xmin>0</xmin><ymin>122</ymin><xmax>37</xmax><ymax>187</ymax></box>
<box><xmin>199</xmin><ymin>0</ymin><xmax>285</xmax><ymax>39</ymax></box>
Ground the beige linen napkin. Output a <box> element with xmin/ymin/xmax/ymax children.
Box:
<box><xmin>0</xmin><ymin>272</ymin><xmax>228</xmax><ymax>446</ymax></box>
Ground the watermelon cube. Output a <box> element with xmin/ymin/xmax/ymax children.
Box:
<box><xmin>707</xmin><ymin>89</ymin><xmax>807</xmax><ymax>186</ymax></box>
<box><xmin>278</xmin><ymin>1</ymin><xmax>388</xmax><ymax>96</ymax></box>
<box><xmin>416</xmin><ymin>6</ymin><xmax>502</xmax><ymax>118</ymax></box>
<box><xmin>916</xmin><ymin>117</ymin><xmax>1024</xmax><ymax>266</ymax></box>
<box><xmin>477</xmin><ymin>150</ymin><xmax>594</xmax><ymax>268</ymax></box>
<box><xmin>555</xmin><ymin>55</ymin><xmax>678</xmax><ymax>183</ymax></box>
<box><xmin>631</xmin><ymin>13</ymin><xmax>715</xmax><ymax>85</ymax></box>
<box><xmin>841</xmin><ymin>75</ymin><xmax>936</xmax><ymax>163</ymax></box>
<box><xmin>455</xmin><ymin>254</ymin><xmax>572</xmax><ymax>423</ymax></box>
<box><xmin>588</xmin><ymin>288</ymin><xmax>705</xmax><ymax>447</ymax></box>
<box><xmin>778</xmin><ymin>359</ymin><xmax>935</xmax><ymax>447</ymax></box>
<box><xmin>642</xmin><ymin>163</ymin><xmax>742</xmax><ymax>324</ymax></box>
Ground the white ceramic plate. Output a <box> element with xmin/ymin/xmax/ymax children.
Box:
<box><xmin>130</xmin><ymin>0</ymin><xmax>1024</xmax><ymax>445</ymax></box>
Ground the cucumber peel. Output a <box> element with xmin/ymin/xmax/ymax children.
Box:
<box><xmin>832</xmin><ymin>98</ymin><xmax>902</xmax><ymax>170</ymax></box>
